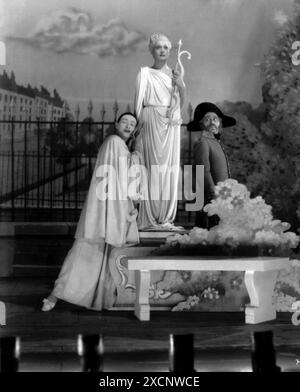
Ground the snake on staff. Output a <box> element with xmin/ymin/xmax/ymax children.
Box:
<box><xmin>168</xmin><ymin>39</ymin><xmax>192</xmax><ymax>123</ymax></box>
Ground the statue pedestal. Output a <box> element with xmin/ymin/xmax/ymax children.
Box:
<box><xmin>138</xmin><ymin>229</ymin><xmax>187</xmax><ymax>245</ymax></box>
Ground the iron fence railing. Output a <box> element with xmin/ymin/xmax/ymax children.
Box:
<box><xmin>0</xmin><ymin>115</ymin><xmax>198</xmax><ymax>222</ymax></box>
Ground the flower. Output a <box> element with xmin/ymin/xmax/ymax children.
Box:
<box><xmin>253</xmin><ymin>230</ymin><xmax>282</xmax><ymax>247</ymax></box>
<box><xmin>163</xmin><ymin>179</ymin><xmax>299</xmax><ymax>255</ymax></box>
<box><xmin>202</xmin><ymin>287</ymin><xmax>220</xmax><ymax>300</ymax></box>
<box><xmin>274</xmin><ymin>293</ymin><xmax>298</xmax><ymax>312</ymax></box>
<box><xmin>283</xmin><ymin>232</ymin><xmax>300</xmax><ymax>248</ymax></box>
<box><xmin>253</xmin><ymin>230</ymin><xmax>299</xmax><ymax>249</ymax></box>
<box><xmin>186</xmin><ymin>227</ymin><xmax>209</xmax><ymax>244</ymax></box>
<box><xmin>231</xmin><ymin>195</ymin><xmax>244</xmax><ymax>208</ymax></box>
<box><xmin>215</xmin><ymin>179</ymin><xmax>250</xmax><ymax>200</ymax></box>
<box><xmin>171</xmin><ymin>295</ymin><xmax>200</xmax><ymax>311</ymax></box>
<box><xmin>215</xmin><ymin>183</ymin><xmax>232</xmax><ymax>200</ymax></box>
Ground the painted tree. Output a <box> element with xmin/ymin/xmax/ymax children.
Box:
<box><xmin>75</xmin><ymin>117</ymin><xmax>101</xmax><ymax>156</ymax></box>
<box><xmin>221</xmin><ymin>3</ymin><xmax>300</xmax><ymax>231</ymax></box>
<box><xmin>44</xmin><ymin>112</ymin><xmax>77</xmax><ymax>165</ymax></box>
<box><xmin>220</xmin><ymin>111</ymin><xmax>267</xmax><ymax>186</ymax></box>
<box><xmin>259</xmin><ymin>0</ymin><xmax>300</xmax><ymax>230</ymax></box>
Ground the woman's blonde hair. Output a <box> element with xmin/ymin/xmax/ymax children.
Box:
<box><xmin>148</xmin><ymin>33</ymin><xmax>172</xmax><ymax>54</ymax></box>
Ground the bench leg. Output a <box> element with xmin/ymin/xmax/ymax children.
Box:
<box><xmin>244</xmin><ymin>270</ymin><xmax>278</xmax><ymax>324</ymax></box>
<box><xmin>0</xmin><ymin>301</ymin><xmax>6</xmax><ymax>326</ymax></box>
<box><xmin>134</xmin><ymin>270</ymin><xmax>150</xmax><ymax>321</ymax></box>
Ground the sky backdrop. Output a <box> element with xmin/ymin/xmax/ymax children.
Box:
<box><xmin>0</xmin><ymin>0</ymin><xmax>295</xmax><ymax>120</ymax></box>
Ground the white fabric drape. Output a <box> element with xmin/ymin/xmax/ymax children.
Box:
<box><xmin>52</xmin><ymin>135</ymin><xmax>139</xmax><ymax>309</ymax></box>
<box><xmin>134</xmin><ymin>66</ymin><xmax>181</xmax><ymax>229</ymax></box>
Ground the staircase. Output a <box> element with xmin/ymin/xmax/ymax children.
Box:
<box><xmin>13</xmin><ymin>223</ymin><xmax>75</xmax><ymax>277</ymax></box>
<box><xmin>11</xmin><ymin>219</ymin><xmax>193</xmax><ymax>277</ymax></box>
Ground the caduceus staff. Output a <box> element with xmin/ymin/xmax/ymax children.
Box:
<box><xmin>168</xmin><ymin>39</ymin><xmax>192</xmax><ymax>123</ymax></box>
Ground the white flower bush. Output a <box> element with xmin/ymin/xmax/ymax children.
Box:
<box><xmin>253</xmin><ymin>230</ymin><xmax>299</xmax><ymax>249</ymax></box>
<box><xmin>166</xmin><ymin>179</ymin><xmax>299</xmax><ymax>253</ymax></box>
<box><xmin>166</xmin><ymin>227</ymin><xmax>209</xmax><ymax>247</ymax></box>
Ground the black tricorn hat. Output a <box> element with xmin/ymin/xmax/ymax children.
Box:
<box><xmin>187</xmin><ymin>102</ymin><xmax>236</xmax><ymax>132</ymax></box>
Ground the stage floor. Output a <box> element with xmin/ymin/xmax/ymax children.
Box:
<box><xmin>1</xmin><ymin>277</ymin><xmax>300</xmax><ymax>372</ymax></box>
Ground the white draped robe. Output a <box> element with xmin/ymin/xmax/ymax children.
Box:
<box><xmin>52</xmin><ymin>135</ymin><xmax>139</xmax><ymax>309</ymax></box>
<box><xmin>134</xmin><ymin>66</ymin><xmax>181</xmax><ymax>229</ymax></box>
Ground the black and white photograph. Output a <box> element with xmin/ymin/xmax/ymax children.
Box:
<box><xmin>0</xmin><ymin>0</ymin><xmax>300</xmax><ymax>378</ymax></box>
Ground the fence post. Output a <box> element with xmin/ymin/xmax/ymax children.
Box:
<box><xmin>185</xmin><ymin>103</ymin><xmax>194</xmax><ymax>223</ymax></box>
<box><xmin>35</xmin><ymin>102</ymin><xmax>42</xmax><ymax>217</ymax></box>
<box><xmin>23</xmin><ymin>108</ymin><xmax>28</xmax><ymax>220</ymax></box>
<box><xmin>42</xmin><ymin>145</ymin><xmax>47</xmax><ymax>209</ymax></box>
<box><xmin>36</xmin><ymin>115</ymin><xmax>41</xmax><ymax>215</ymax></box>
<box><xmin>49</xmin><ymin>117</ymin><xmax>54</xmax><ymax>218</ymax></box>
<box><xmin>187</xmin><ymin>102</ymin><xmax>193</xmax><ymax>165</ymax></box>
<box><xmin>75</xmin><ymin>104</ymin><xmax>80</xmax><ymax>214</ymax></box>
<box><xmin>87</xmin><ymin>100</ymin><xmax>93</xmax><ymax>179</ymax></box>
<box><xmin>113</xmin><ymin>100</ymin><xmax>119</xmax><ymax>122</ymax></box>
<box><xmin>126</xmin><ymin>103</ymin><xmax>132</xmax><ymax>113</ymax></box>
<box><xmin>62</xmin><ymin>116</ymin><xmax>66</xmax><ymax>220</ymax></box>
<box><xmin>9</xmin><ymin>98</ymin><xmax>16</xmax><ymax>221</ymax></box>
<box><xmin>100</xmin><ymin>104</ymin><xmax>106</xmax><ymax>145</ymax></box>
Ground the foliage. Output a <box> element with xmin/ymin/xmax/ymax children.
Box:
<box><xmin>75</xmin><ymin>118</ymin><xmax>102</xmax><ymax>156</ymax></box>
<box><xmin>44</xmin><ymin>113</ymin><xmax>77</xmax><ymax>165</ymax></box>
<box><xmin>45</xmin><ymin>115</ymin><xmax>102</xmax><ymax>164</ymax></box>
<box><xmin>218</xmin><ymin>2</ymin><xmax>300</xmax><ymax>230</ymax></box>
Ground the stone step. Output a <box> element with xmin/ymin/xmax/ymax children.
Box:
<box><xmin>13</xmin><ymin>265</ymin><xmax>60</xmax><ymax>277</ymax></box>
<box><xmin>13</xmin><ymin>230</ymin><xmax>73</xmax><ymax>276</ymax></box>
<box><xmin>11</xmin><ymin>222</ymin><xmax>193</xmax><ymax>277</ymax></box>
<box><xmin>14</xmin><ymin>238</ymin><xmax>73</xmax><ymax>263</ymax></box>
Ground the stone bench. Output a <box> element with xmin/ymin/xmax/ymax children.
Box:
<box><xmin>123</xmin><ymin>256</ymin><xmax>290</xmax><ymax>324</ymax></box>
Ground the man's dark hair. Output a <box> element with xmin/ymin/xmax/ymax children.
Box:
<box><xmin>117</xmin><ymin>112</ymin><xmax>137</xmax><ymax>123</ymax></box>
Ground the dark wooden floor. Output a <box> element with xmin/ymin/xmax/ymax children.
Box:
<box><xmin>1</xmin><ymin>277</ymin><xmax>300</xmax><ymax>372</ymax></box>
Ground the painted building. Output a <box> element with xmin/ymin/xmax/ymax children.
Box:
<box><xmin>0</xmin><ymin>70</ymin><xmax>65</xmax><ymax>139</ymax></box>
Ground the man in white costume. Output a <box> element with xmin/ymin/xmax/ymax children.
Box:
<box><xmin>41</xmin><ymin>113</ymin><xmax>140</xmax><ymax>311</ymax></box>
<box><xmin>134</xmin><ymin>33</ymin><xmax>186</xmax><ymax>230</ymax></box>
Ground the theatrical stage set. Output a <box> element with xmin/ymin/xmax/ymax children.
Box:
<box><xmin>0</xmin><ymin>32</ymin><xmax>300</xmax><ymax>373</ymax></box>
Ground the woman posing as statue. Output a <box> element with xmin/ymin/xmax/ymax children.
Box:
<box><xmin>134</xmin><ymin>33</ymin><xmax>186</xmax><ymax>231</ymax></box>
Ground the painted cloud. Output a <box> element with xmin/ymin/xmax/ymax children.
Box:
<box><xmin>273</xmin><ymin>10</ymin><xmax>289</xmax><ymax>26</ymax></box>
<box><xmin>7</xmin><ymin>7</ymin><xmax>147</xmax><ymax>57</ymax></box>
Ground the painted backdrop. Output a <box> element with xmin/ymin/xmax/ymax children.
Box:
<box><xmin>1</xmin><ymin>0</ymin><xmax>300</xmax><ymax>311</ymax></box>
<box><xmin>0</xmin><ymin>0</ymin><xmax>295</xmax><ymax>118</ymax></box>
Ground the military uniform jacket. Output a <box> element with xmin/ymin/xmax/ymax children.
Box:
<box><xmin>194</xmin><ymin>130</ymin><xmax>230</xmax><ymax>202</ymax></box>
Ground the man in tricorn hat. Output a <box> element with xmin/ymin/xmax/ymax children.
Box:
<box><xmin>187</xmin><ymin>102</ymin><xmax>236</xmax><ymax>229</ymax></box>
